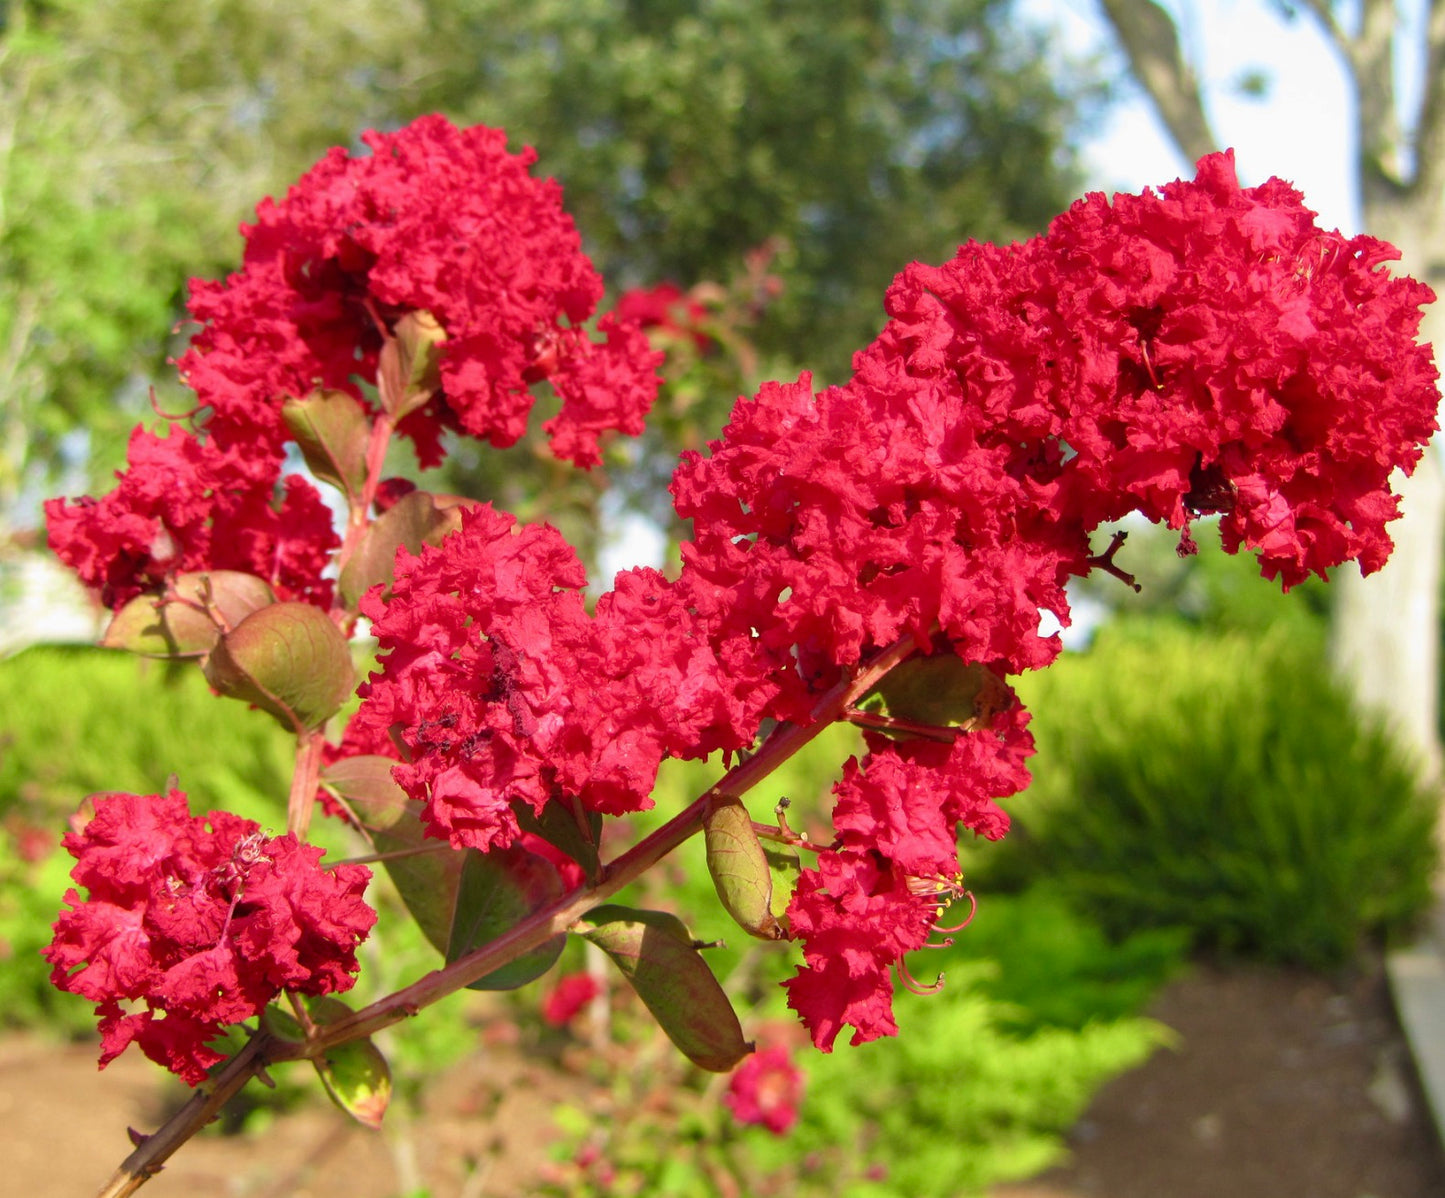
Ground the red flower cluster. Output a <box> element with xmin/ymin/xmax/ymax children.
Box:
<box><xmin>43</xmin><ymin>126</ymin><xmax>1439</xmax><ymax>1069</ymax></box>
<box><xmin>182</xmin><ymin>114</ymin><xmax>658</xmax><ymax>468</ymax></box>
<box><xmin>673</xmin><ymin>152</ymin><xmax>1438</xmax><ymax>697</ymax></box>
<box><xmin>44</xmin><ymin>426</ymin><xmax>337</xmax><ymax>611</ymax></box>
<box><xmin>782</xmin><ymin>722</ymin><xmax>1024</xmax><ymax>1048</ymax></box>
<box><xmin>616</xmin><ymin>282</ymin><xmax>714</xmax><ymax>351</ymax></box>
<box><xmin>724</xmin><ymin>1045</ymin><xmax>805</xmax><ymax>1135</ymax></box>
<box><xmin>45</xmin><ymin>790</ymin><xmax>375</xmax><ymax>1085</ymax></box>
<box><xmin>669</xmin><ymin>151</ymin><xmax>1437</xmax><ymax>1048</ymax></box>
<box><xmin>45</xmin><ymin>115</ymin><xmax>660</xmax><ymax>611</ymax></box>
<box><xmin>344</xmin><ymin>503</ymin><xmax>769</xmax><ymax>850</ymax></box>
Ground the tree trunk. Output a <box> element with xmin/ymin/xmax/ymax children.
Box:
<box><xmin>1330</xmin><ymin>204</ymin><xmax>1445</xmax><ymax>785</ymax></box>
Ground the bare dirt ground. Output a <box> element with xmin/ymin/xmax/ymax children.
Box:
<box><xmin>997</xmin><ymin>961</ymin><xmax>1445</xmax><ymax>1198</ymax></box>
<box><xmin>6</xmin><ymin>960</ymin><xmax>1443</xmax><ymax>1198</ymax></box>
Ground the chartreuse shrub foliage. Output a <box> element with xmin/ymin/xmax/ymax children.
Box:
<box><xmin>0</xmin><ymin>644</ymin><xmax>294</xmax><ymax>822</ymax></box>
<box><xmin>995</xmin><ymin>621</ymin><xmax>1437</xmax><ymax>968</ymax></box>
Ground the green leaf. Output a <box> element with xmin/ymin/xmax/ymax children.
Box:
<box><xmin>763</xmin><ymin>843</ymin><xmax>801</xmax><ymax>925</ymax></box>
<box><xmin>337</xmin><ymin>490</ymin><xmax>469</xmax><ymax>609</ymax></box>
<box><xmin>446</xmin><ymin>844</ymin><xmax>566</xmax><ymax>990</ymax></box>
<box><xmin>578</xmin><ymin>904</ymin><xmax>751</xmax><ymax>1072</ymax></box>
<box><xmin>261</xmin><ymin>997</ymin><xmax>392</xmax><ymax>1128</ymax></box>
<box><xmin>281</xmin><ymin>389</ymin><xmax>371</xmax><ymax>499</ymax></box>
<box><xmin>703</xmin><ymin>794</ymin><xmax>782</xmax><ymax>940</ymax></box>
<box><xmin>314</xmin><ymin>1035</ymin><xmax>392</xmax><ymax>1129</ymax></box>
<box><xmin>202</xmin><ymin>601</ymin><xmax>356</xmax><ymax>732</ymax></box>
<box><xmin>862</xmin><ymin>654</ymin><xmax>1010</xmax><ymax>730</ymax></box>
<box><xmin>323</xmin><ymin>756</ymin><xmax>466</xmax><ymax>954</ymax></box>
<box><xmin>377</xmin><ymin>310</ymin><xmax>445</xmax><ymax>419</ymax></box>
<box><xmin>514</xmin><ymin>798</ymin><xmax>603</xmax><ymax>884</ymax></box>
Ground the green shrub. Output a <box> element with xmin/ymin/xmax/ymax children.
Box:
<box><xmin>760</xmin><ymin>975</ymin><xmax>1169</xmax><ymax>1196</ymax></box>
<box><xmin>995</xmin><ymin>621</ymin><xmax>1438</xmax><ymax>968</ymax></box>
<box><xmin>542</xmin><ymin>738</ymin><xmax>1184</xmax><ymax>1198</ymax></box>
<box><xmin>0</xmin><ymin>644</ymin><xmax>295</xmax><ymax>824</ymax></box>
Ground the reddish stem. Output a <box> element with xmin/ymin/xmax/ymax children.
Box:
<box><xmin>332</xmin><ymin>410</ymin><xmax>397</xmax><ymax>597</ymax></box>
<box><xmin>286</xmin><ymin>730</ymin><xmax>325</xmax><ymax>840</ymax></box>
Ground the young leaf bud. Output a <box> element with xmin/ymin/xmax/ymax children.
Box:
<box><xmin>202</xmin><ymin>601</ymin><xmax>356</xmax><ymax>732</ymax></box>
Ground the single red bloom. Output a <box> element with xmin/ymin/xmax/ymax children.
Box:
<box><xmin>45</xmin><ymin>790</ymin><xmax>375</xmax><ymax>1085</ymax></box>
<box><xmin>541</xmin><ymin>972</ymin><xmax>602</xmax><ymax>1027</ymax></box>
<box><xmin>725</xmin><ymin>1045</ymin><xmax>805</xmax><ymax>1134</ymax></box>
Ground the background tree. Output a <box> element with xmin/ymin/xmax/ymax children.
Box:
<box><xmin>1095</xmin><ymin>0</ymin><xmax>1445</xmax><ymax>781</ymax></box>
<box><xmin>1</xmin><ymin>0</ymin><xmax>1098</xmax><ymax>560</ymax></box>
<box><xmin>0</xmin><ymin>0</ymin><xmax>439</xmax><ymax>534</ymax></box>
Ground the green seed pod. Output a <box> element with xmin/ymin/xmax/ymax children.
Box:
<box><xmin>704</xmin><ymin>794</ymin><xmax>784</xmax><ymax>940</ymax></box>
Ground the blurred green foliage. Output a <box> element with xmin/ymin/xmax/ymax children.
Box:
<box><xmin>0</xmin><ymin>644</ymin><xmax>293</xmax><ymax>821</ymax></box>
<box><xmin>1</xmin><ymin>0</ymin><xmax>446</xmax><ymax>520</ymax></box>
<box><xmin>986</xmin><ymin>619</ymin><xmax>1438</xmax><ymax>969</ymax></box>
<box><xmin>1073</xmin><ymin>517</ymin><xmax>1332</xmax><ymax>643</ymax></box>
<box><xmin>427</xmin><ymin>0</ymin><xmax>1097</xmax><ymax>380</ymax></box>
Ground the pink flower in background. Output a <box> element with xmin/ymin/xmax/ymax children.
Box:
<box><xmin>725</xmin><ymin>1046</ymin><xmax>804</xmax><ymax>1134</ymax></box>
<box><xmin>542</xmin><ymin>972</ymin><xmax>602</xmax><ymax>1027</ymax></box>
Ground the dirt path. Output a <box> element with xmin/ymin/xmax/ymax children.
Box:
<box><xmin>997</xmin><ymin>962</ymin><xmax>1445</xmax><ymax>1198</ymax></box>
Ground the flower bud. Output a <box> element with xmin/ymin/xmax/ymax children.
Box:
<box><xmin>203</xmin><ymin>601</ymin><xmax>356</xmax><ymax>731</ymax></box>
<box><xmin>704</xmin><ymin>795</ymin><xmax>784</xmax><ymax>940</ymax></box>
<box><xmin>102</xmin><ymin>570</ymin><xmax>275</xmax><ymax>658</ymax></box>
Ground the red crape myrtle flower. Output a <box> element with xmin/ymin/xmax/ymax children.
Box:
<box><xmin>671</xmin><ymin>151</ymin><xmax>1437</xmax><ymax>1049</ymax></box>
<box><xmin>541</xmin><ymin>971</ymin><xmax>602</xmax><ymax>1028</ymax></box>
<box><xmin>45</xmin><ymin>115</ymin><xmax>660</xmax><ymax>612</ymax></box>
<box><xmin>725</xmin><ymin>1045</ymin><xmax>805</xmax><ymax>1135</ymax></box>
<box><xmin>342</xmin><ymin>502</ymin><xmax>773</xmax><ymax>851</ymax></box>
<box><xmin>45</xmin><ymin>790</ymin><xmax>375</xmax><ymax>1085</ymax></box>
<box><xmin>44</xmin><ymin>424</ymin><xmax>338</xmax><ymax>612</ymax></box>
<box><xmin>616</xmin><ymin>282</ymin><xmax>714</xmax><ymax>351</ymax></box>
<box><xmin>181</xmin><ymin>113</ymin><xmax>659</xmax><ymax>468</ymax></box>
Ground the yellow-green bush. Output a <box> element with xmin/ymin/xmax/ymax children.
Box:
<box><xmin>990</xmin><ymin>622</ymin><xmax>1437</xmax><ymax>968</ymax></box>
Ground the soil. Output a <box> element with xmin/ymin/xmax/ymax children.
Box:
<box><xmin>5</xmin><ymin>961</ymin><xmax>1443</xmax><ymax>1198</ymax></box>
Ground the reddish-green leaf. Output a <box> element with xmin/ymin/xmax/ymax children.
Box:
<box><xmin>377</xmin><ymin>310</ymin><xmax>445</xmax><ymax>420</ymax></box>
<box><xmin>202</xmin><ymin>601</ymin><xmax>356</xmax><ymax>731</ymax></box>
<box><xmin>265</xmin><ymin>998</ymin><xmax>391</xmax><ymax>1129</ymax></box>
<box><xmin>338</xmin><ymin>490</ymin><xmax>469</xmax><ymax>608</ymax></box>
<box><xmin>447</xmin><ymin>844</ymin><xmax>566</xmax><ymax>990</ymax></box>
<box><xmin>282</xmin><ymin>389</ymin><xmax>371</xmax><ymax>499</ymax></box>
<box><xmin>578</xmin><ymin>904</ymin><xmax>751</xmax><ymax>1071</ymax></box>
<box><xmin>323</xmin><ymin>756</ymin><xmax>465</xmax><ymax>954</ymax></box>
